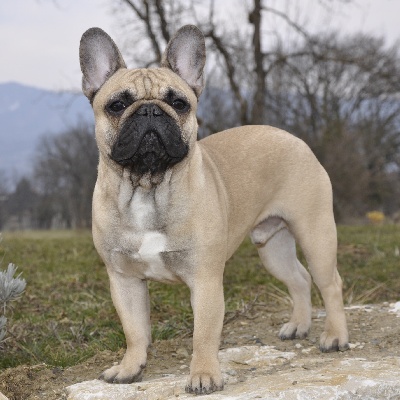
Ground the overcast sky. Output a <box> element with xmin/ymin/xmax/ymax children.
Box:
<box><xmin>1</xmin><ymin>0</ymin><xmax>400</xmax><ymax>92</ymax></box>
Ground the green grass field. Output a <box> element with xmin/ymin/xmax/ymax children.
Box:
<box><xmin>0</xmin><ymin>225</ymin><xmax>399</xmax><ymax>369</ymax></box>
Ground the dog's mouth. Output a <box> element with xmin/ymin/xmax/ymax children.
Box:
<box><xmin>109</xmin><ymin>103</ymin><xmax>189</xmax><ymax>177</ymax></box>
<box><xmin>133</xmin><ymin>131</ymin><xmax>175</xmax><ymax>175</ymax></box>
<box><xmin>111</xmin><ymin>130</ymin><xmax>188</xmax><ymax>175</ymax></box>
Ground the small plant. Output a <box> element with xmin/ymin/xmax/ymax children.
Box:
<box><xmin>0</xmin><ymin>315</ymin><xmax>6</xmax><ymax>342</ymax></box>
<box><xmin>0</xmin><ymin>263</ymin><xmax>26</xmax><ymax>343</ymax></box>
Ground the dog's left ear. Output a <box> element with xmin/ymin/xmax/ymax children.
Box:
<box><xmin>161</xmin><ymin>25</ymin><xmax>206</xmax><ymax>97</ymax></box>
<box><xmin>79</xmin><ymin>27</ymin><xmax>127</xmax><ymax>101</ymax></box>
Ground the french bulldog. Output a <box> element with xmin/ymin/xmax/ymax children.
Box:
<box><xmin>79</xmin><ymin>24</ymin><xmax>349</xmax><ymax>394</ymax></box>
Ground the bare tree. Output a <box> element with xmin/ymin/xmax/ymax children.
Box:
<box><xmin>112</xmin><ymin>0</ymin><xmax>353</xmax><ymax>128</ymax></box>
<box><xmin>0</xmin><ymin>170</ymin><xmax>9</xmax><ymax>229</ymax></box>
<box><xmin>33</xmin><ymin>123</ymin><xmax>98</xmax><ymax>229</ymax></box>
<box><xmin>112</xmin><ymin>0</ymin><xmax>191</xmax><ymax>67</ymax></box>
<box><xmin>263</xmin><ymin>32</ymin><xmax>400</xmax><ymax>218</ymax></box>
<box><xmin>4</xmin><ymin>178</ymin><xmax>38</xmax><ymax>229</ymax></box>
<box><xmin>107</xmin><ymin>0</ymin><xmax>400</xmax><ymax>220</ymax></box>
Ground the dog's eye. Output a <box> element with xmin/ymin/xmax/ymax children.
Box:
<box><xmin>108</xmin><ymin>100</ymin><xmax>126</xmax><ymax>113</ymax></box>
<box><xmin>172</xmin><ymin>99</ymin><xmax>189</xmax><ymax>113</ymax></box>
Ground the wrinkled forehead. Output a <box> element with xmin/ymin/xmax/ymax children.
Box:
<box><xmin>95</xmin><ymin>67</ymin><xmax>196</xmax><ymax>104</ymax></box>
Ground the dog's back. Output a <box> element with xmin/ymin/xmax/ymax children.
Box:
<box><xmin>198</xmin><ymin>125</ymin><xmax>333</xmax><ymax>255</ymax></box>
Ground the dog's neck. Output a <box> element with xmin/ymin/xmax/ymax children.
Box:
<box><xmin>97</xmin><ymin>153</ymin><xmax>180</xmax><ymax>193</ymax></box>
<box><xmin>98</xmin><ymin>145</ymin><xmax>196</xmax><ymax>190</ymax></box>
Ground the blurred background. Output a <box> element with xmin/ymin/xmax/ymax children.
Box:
<box><xmin>1</xmin><ymin>0</ymin><xmax>400</xmax><ymax>230</ymax></box>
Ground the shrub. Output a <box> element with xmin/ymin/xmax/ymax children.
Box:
<box><xmin>0</xmin><ymin>263</ymin><xmax>26</xmax><ymax>343</ymax></box>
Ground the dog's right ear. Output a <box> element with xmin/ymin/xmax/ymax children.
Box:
<box><xmin>79</xmin><ymin>27</ymin><xmax>126</xmax><ymax>101</ymax></box>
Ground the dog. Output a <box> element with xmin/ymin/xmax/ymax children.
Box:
<box><xmin>79</xmin><ymin>24</ymin><xmax>349</xmax><ymax>394</ymax></box>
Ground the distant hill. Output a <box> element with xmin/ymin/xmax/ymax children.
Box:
<box><xmin>0</xmin><ymin>82</ymin><xmax>94</xmax><ymax>177</ymax></box>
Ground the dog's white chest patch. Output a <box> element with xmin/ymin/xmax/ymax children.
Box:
<box><xmin>114</xmin><ymin>184</ymin><xmax>176</xmax><ymax>282</ymax></box>
<box><xmin>130</xmin><ymin>187</ymin><xmax>154</xmax><ymax>231</ymax></box>
<box><xmin>138</xmin><ymin>231</ymin><xmax>167</xmax><ymax>272</ymax></box>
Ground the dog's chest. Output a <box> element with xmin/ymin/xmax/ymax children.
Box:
<box><xmin>109</xmin><ymin>184</ymin><xmax>180</xmax><ymax>282</ymax></box>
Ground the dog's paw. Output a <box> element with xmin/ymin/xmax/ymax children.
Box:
<box><xmin>99</xmin><ymin>364</ymin><xmax>145</xmax><ymax>384</ymax></box>
<box><xmin>279</xmin><ymin>321</ymin><xmax>310</xmax><ymax>340</ymax></box>
<box><xmin>185</xmin><ymin>373</ymin><xmax>224</xmax><ymax>395</ymax></box>
<box><xmin>320</xmin><ymin>330</ymin><xmax>349</xmax><ymax>353</ymax></box>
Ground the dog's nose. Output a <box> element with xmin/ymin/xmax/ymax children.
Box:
<box><xmin>136</xmin><ymin>104</ymin><xmax>164</xmax><ymax>117</ymax></box>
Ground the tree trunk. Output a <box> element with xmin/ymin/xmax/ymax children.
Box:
<box><xmin>249</xmin><ymin>0</ymin><xmax>266</xmax><ymax>124</ymax></box>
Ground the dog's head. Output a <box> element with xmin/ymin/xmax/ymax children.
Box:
<box><xmin>79</xmin><ymin>25</ymin><xmax>205</xmax><ymax>185</ymax></box>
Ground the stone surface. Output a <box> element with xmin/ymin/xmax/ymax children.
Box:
<box><xmin>66</xmin><ymin>345</ymin><xmax>400</xmax><ymax>400</ymax></box>
<box><xmin>389</xmin><ymin>301</ymin><xmax>400</xmax><ymax>316</ymax></box>
<box><xmin>0</xmin><ymin>392</ymin><xmax>8</xmax><ymax>400</ymax></box>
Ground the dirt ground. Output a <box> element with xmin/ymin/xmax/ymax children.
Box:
<box><xmin>1</xmin><ymin>302</ymin><xmax>399</xmax><ymax>400</ymax></box>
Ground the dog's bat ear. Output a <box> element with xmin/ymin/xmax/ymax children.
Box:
<box><xmin>79</xmin><ymin>27</ymin><xmax>126</xmax><ymax>101</ymax></box>
<box><xmin>161</xmin><ymin>25</ymin><xmax>206</xmax><ymax>97</ymax></box>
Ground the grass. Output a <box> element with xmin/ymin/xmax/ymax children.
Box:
<box><xmin>0</xmin><ymin>225</ymin><xmax>399</xmax><ymax>370</ymax></box>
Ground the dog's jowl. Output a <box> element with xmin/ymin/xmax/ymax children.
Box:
<box><xmin>80</xmin><ymin>25</ymin><xmax>349</xmax><ymax>394</ymax></box>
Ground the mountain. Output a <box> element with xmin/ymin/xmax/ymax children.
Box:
<box><xmin>0</xmin><ymin>82</ymin><xmax>94</xmax><ymax>178</ymax></box>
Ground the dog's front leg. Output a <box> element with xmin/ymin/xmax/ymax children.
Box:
<box><xmin>185</xmin><ymin>273</ymin><xmax>225</xmax><ymax>394</ymax></box>
<box><xmin>100</xmin><ymin>269</ymin><xmax>151</xmax><ymax>384</ymax></box>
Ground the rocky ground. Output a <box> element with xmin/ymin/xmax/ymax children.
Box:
<box><xmin>1</xmin><ymin>302</ymin><xmax>400</xmax><ymax>399</ymax></box>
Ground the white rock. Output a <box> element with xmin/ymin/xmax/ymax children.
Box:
<box><xmin>389</xmin><ymin>301</ymin><xmax>400</xmax><ymax>316</ymax></box>
<box><xmin>66</xmin><ymin>346</ymin><xmax>400</xmax><ymax>400</ymax></box>
<box><xmin>219</xmin><ymin>345</ymin><xmax>296</xmax><ymax>368</ymax></box>
<box><xmin>0</xmin><ymin>391</ymin><xmax>9</xmax><ymax>400</ymax></box>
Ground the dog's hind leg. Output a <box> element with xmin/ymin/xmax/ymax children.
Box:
<box><xmin>293</xmin><ymin>217</ymin><xmax>349</xmax><ymax>352</ymax></box>
<box><xmin>251</xmin><ymin>217</ymin><xmax>312</xmax><ymax>340</ymax></box>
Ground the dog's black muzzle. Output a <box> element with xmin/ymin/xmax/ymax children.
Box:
<box><xmin>110</xmin><ymin>103</ymin><xmax>189</xmax><ymax>175</ymax></box>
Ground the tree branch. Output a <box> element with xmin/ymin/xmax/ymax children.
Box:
<box><xmin>121</xmin><ymin>0</ymin><xmax>162</xmax><ymax>61</ymax></box>
<box><xmin>206</xmin><ymin>28</ymin><xmax>249</xmax><ymax>125</ymax></box>
<box><xmin>154</xmin><ymin>0</ymin><xmax>170</xmax><ymax>42</ymax></box>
